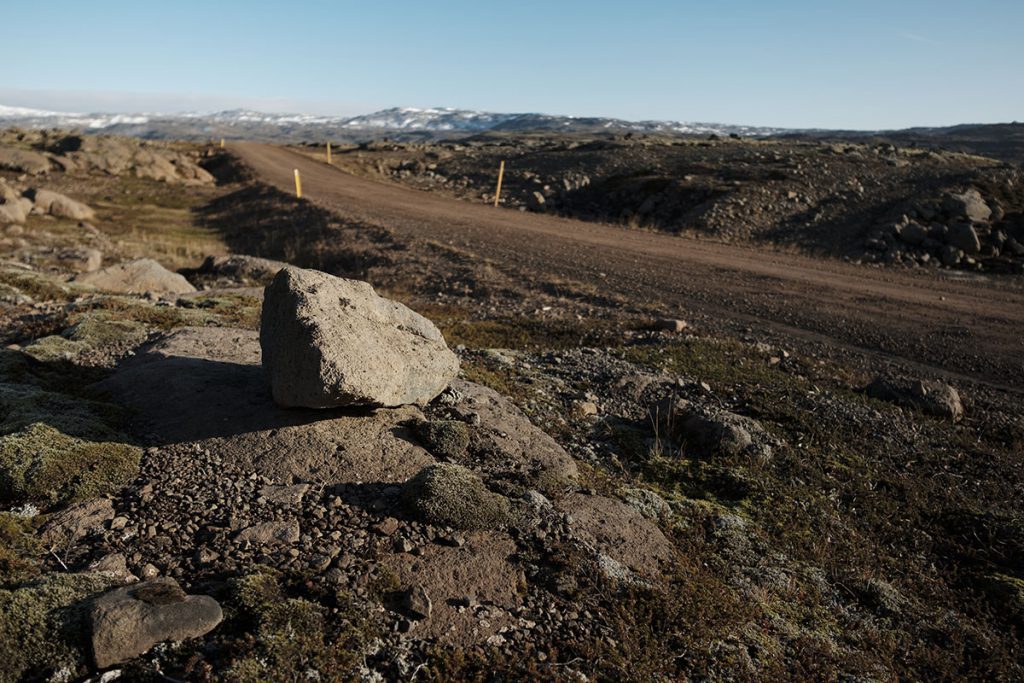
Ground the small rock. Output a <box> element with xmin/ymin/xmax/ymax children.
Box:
<box><xmin>942</xmin><ymin>188</ymin><xmax>991</xmax><ymax>223</ymax></box>
<box><xmin>234</xmin><ymin>520</ymin><xmax>301</xmax><ymax>545</ymax></box>
<box><xmin>89</xmin><ymin>577</ymin><xmax>223</xmax><ymax>668</ymax></box>
<box><xmin>88</xmin><ymin>553</ymin><xmax>138</xmax><ymax>584</ymax></box>
<box><xmin>654</xmin><ymin>319</ymin><xmax>688</xmax><ymax>333</ymax></box>
<box><xmin>940</xmin><ymin>244</ymin><xmax>963</xmax><ymax>266</ymax></box>
<box><xmin>897</xmin><ymin>221</ymin><xmax>928</xmax><ymax>246</ymax></box>
<box><xmin>865</xmin><ymin>376</ymin><xmax>963</xmax><ymax>421</ymax></box>
<box><xmin>402</xmin><ymin>585</ymin><xmax>432</xmax><ymax>620</ymax></box>
<box><xmin>573</xmin><ymin>400</ymin><xmax>599</xmax><ymax>417</ymax></box>
<box><xmin>194</xmin><ymin>547</ymin><xmax>220</xmax><ymax>565</ymax></box>
<box><xmin>257</xmin><ymin>483</ymin><xmax>310</xmax><ymax>505</ymax></box>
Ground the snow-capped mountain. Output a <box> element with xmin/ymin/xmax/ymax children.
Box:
<box><xmin>0</xmin><ymin>103</ymin><xmax>794</xmax><ymax>141</ymax></box>
<box><xmin>0</xmin><ymin>104</ymin><xmax>151</xmax><ymax>129</ymax></box>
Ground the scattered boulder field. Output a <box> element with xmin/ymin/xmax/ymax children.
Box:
<box><xmin>0</xmin><ymin>128</ymin><xmax>214</xmax><ymax>185</ymax></box>
<box><xmin>0</xmin><ymin>131</ymin><xmax>1021</xmax><ymax>680</ymax></box>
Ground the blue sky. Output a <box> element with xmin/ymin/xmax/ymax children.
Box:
<box><xmin>2</xmin><ymin>0</ymin><xmax>1021</xmax><ymax>129</ymax></box>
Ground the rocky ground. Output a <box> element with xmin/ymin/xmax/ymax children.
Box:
<box><xmin>304</xmin><ymin>134</ymin><xmax>1024</xmax><ymax>274</ymax></box>
<box><xmin>0</xmin><ymin>131</ymin><xmax>1021</xmax><ymax>682</ymax></box>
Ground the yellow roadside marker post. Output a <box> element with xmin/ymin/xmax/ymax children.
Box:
<box><xmin>326</xmin><ymin>142</ymin><xmax>332</xmax><ymax>165</ymax></box>
<box><xmin>493</xmin><ymin>160</ymin><xmax>505</xmax><ymax>207</ymax></box>
<box><xmin>220</xmin><ymin>138</ymin><xmax>225</xmax><ymax>149</ymax></box>
<box><xmin>294</xmin><ymin>169</ymin><xmax>302</xmax><ymax>198</ymax></box>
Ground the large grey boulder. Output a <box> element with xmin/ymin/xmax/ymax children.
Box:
<box><xmin>75</xmin><ymin>258</ymin><xmax>196</xmax><ymax>294</ymax></box>
<box><xmin>943</xmin><ymin>189</ymin><xmax>991</xmax><ymax>223</ymax></box>
<box><xmin>0</xmin><ymin>145</ymin><xmax>50</xmax><ymax>174</ymax></box>
<box><xmin>260</xmin><ymin>267</ymin><xmax>459</xmax><ymax>408</ymax></box>
<box><xmin>0</xmin><ymin>198</ymin><xmax>31</xmax><ymax>224</ymax></box>
<box><xmin>0</xmin><ymin>181</ymin><xmax>33</xmax><ymax>224</ymax></box>
<box><xmin>89</xmin><ymin>577</ymin><xmax>222</xmax><ymax>668</ymax></box>
<box><xmin>25</xmin><ymin>188</ymin><xmax>95</xmax><ymax>220</ymax></box>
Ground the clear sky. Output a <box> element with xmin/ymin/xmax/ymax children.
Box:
<box><xmin>3</xmin><ymin>0</ymin><xmax>1021</xmax><ymax>129</ymax></box>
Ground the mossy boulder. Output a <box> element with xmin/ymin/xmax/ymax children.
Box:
<box><xmin>0</xmin><ymin>423</ymin><xmax>141</xmax><ymax>506</ymax></box>
<box><xmin>0</xmin><ymin>572</ymin><xmax>115</xmax><ymax>682</ymax></box>
<box><xmin>23</xmin><ymin>317</ymin><xmax>149</xmax><ymax>363</ymax></box>
<box><xmin>414</xmin><ymin>419</ymin><xmax>470</xmax><ymax>459</ymax></box>
<box><xmin>403</xmin><ymin>463</ymin><xmax>514</xmax><ymax>530</ymax></box>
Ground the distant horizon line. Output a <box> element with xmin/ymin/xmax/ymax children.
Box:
<box><xmin>0</xmin><ymin>100</ymin><xmax>1018</xmax><ymax>135</ymax></box>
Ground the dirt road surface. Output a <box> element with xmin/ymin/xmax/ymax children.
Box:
<box><xmin>232</xmin><ymin>143</ymin><xmax>1024</xmax><ymax>391</ymax></box>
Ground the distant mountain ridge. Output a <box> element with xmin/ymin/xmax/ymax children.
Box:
<box><xmin>1</xmin><ymin>104</ymin><xmax>1021</xmax><ymax>162</ymax></box>
<box><xmin>0</xmin><ymin>104</ymin><xmax>795</xmax><ymax>141</ymax></box>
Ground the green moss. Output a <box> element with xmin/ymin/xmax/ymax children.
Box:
<box><xmin>436</xmin><ymin>316</ymin><xmax>620</xmax><ymax>351</ymax></box>
<box><xmin>415</xmin><ymin>419</ymin><xmax>470</xmax><ymax>459</ymax></box>
<box><xmin>459</xmin><ymin>361</ymin><xmax>527</xmax><ymax>402</ymax></box>
<box><xmin>0</xmin><ymin>512</ymin><xmax>40</xmax><ymax>586</ymax></box>
<box><xmin>403</xmin><ymin>463</ymin><xmax>514</xmax><ymax>530</ymax></box>
<box><xmin>621</xmin><ymin>337</ymin><xmax>785</xmax><ymax>388</ymax></box>
<box><xmin>76</xmin><ymin>297</ymin><xmax>190</xmax><ymax>330</ymax></box>
<box><xmin>0</xmin><ymin>268</ymin><xmax>74</xmax><ymax>304</ymax></box>
<box><xmin>0</xmin><ymin>382</ymin><xmax>125</xmax><ymax>439</ymax></box>
<box><xmin>226</xmin><ymin>572</ymin><xmax>371</xmax><ymax>682</ymax></box>
<box><xmin>231</xmin><ymin>569</ymin><xmax>285</xmax><ymax>618</ymax></box>
<box><xmin>23</xmin><ymin>316</ymin><xmax>150</xmax><ymax>363</ymax></box>
<box><xmin>177</xmin><ymin>293</ymin><xmax>262</xmax><ymax>329</ymax></box>
<box><xmin>0</xmin><ymin>572</ymin><xmax>115</xmax><ymax>682</ymax></box>
<box><xmin>0</xmin><ymin>422</ymin><xmax>141</xmax><ymax>507</ymax></box>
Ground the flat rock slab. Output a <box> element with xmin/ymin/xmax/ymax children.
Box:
<box><xmin>234</xmin><ymin>520</ymin><xmax>300</xmax><ymax>545</ymax></box>
<box><xmin>383</xmin><ymin>532</ymin><xmax>522</xmax><ymax>646</ymax></box>
<box><xmin>558</xmin><ymin>492</ymin><xmax>675</xmax><ymax>580</ymax></box>
<box><xmin>260</xmin><ymin>267</ymin><xmax>459</xmax><ymax>408</ymax></box>
<box><xmin>90</xmin><ymin>577</ymin><xmax>222</xmax><ymax>668</ymax></box>
<box><xmin>259</xmin><ymin>483</ymin><xmax>310</xmax><ymax>505</ymax></box>
<box><xmin>95</xmin><ymin>327</ymin><xmax>434</xmax><ymax>485</ymax></box>
<box><xmin>39</xmin><ymin>498</ymin><xmax>115</xmax><ymax>546</ymax></box>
